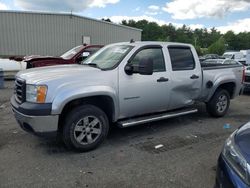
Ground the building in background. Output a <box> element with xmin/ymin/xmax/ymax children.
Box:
<box><xmin>0</xmin><ymin>11</ymin><xmax>141</xmax><ymax>57</ymax></box>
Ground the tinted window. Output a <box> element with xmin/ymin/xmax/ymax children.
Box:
<box><xmin>168</xmin><ymin>47</ymin><xmax>195</xmax><ymax>71</ymax></box>
<box><xmin>129</xmin><ymin>48</ymin><xmax>166</xmax><ymax>72</ymax></box>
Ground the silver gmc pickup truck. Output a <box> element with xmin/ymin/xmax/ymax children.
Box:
<box><xmin>11</xmin><ymin>41</ymin><xmax>244</xmax><ymax>151</ymax></box>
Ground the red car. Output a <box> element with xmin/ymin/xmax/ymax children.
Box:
<box><xmin>10</xmin><ymin>45</ymin><xmax>103</xmax><ymax>69</ymax></box>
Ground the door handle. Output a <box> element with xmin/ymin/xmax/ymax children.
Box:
<box><xmin>190</xmin><ymin>74</ymin><xmax>199</xmax><ymax>79</ymax></box>
<box><xmin>157</xmin><ymin>77</ymin><xmax>169</xmax><ymax>82</ymax></box>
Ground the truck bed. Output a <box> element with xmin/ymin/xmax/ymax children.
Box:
<box><xmin>200</xmin><ymin>62</ymin><xmax>242</xmax><ymax>69</ymax></box>
<box><xmin>199</xmin><ymin>63</ymin><xmax>243</xmax><ymax>102</ymax></box>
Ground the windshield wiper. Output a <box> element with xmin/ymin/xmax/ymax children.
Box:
<box><xmin>83</xmin><ymin>63</ymin><xmax>101</xmax><ymax>69</ymax></box>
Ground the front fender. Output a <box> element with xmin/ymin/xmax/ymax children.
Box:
<box><xmin>51</xmin><ymin>85</ymin><xmax>119</xmax><ymax>119</ymax></box>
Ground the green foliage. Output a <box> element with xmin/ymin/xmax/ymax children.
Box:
<box><xmin>224</xmin><ymin>31</ymin><xmax>237</xmax><ymax>50</ymax></box>
<box><xmin>195</xmin><ymin>46</ymin><xmax>202</xmax><ymax>56</ymax></box>
<box><xmin>119</xmin><ymin>19</ymin><xmax>250</xmax><ymax>53</ymax></box>
<box><xmin>208</xmin><ymin>37</ymin><xmax>226</xmax><ymax>55</ymax></box>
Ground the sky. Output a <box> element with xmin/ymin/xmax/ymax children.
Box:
<box><xmin>0</xmin><ymin>0</ymin><xmax>250</xmax><ymax>34</ymax></box>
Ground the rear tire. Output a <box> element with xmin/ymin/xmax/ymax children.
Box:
<box><xmin>206</xmin><ymin>89</ymin><xmax>230</xmax><ymax>117</ymax></box>
<box><xmin>62</xmin><ymin>105</ymin><xmax>109</xmax><ymax>152</ymax></box>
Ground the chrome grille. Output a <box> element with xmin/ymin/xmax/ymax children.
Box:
<box><xmin>14</xmin><ymin>78</ymin><xmax>26</xmax><ymax>103</ymax></box>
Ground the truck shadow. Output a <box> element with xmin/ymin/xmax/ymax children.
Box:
<box><xmin>38</xmin><ymin>103</ymin><xmax>210</xmax><ymax>155</ymax></box>
<box><xmin>243</xmin><ymin>90</ymin><xmax>250</xmax><ymax>96</ymax></box>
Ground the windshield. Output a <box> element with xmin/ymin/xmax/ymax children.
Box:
<box><xmin>223</xmin><ymin>54</ymin><xmax>233</xmax><ymax>59</ymax></box>
<box><xmin>60</xmin><ymin>46</ymin><xmax>83</xmax><ymax>59</ymax></box>
<box><xmin>83</xmin><ymin>45</ymin><xmax>133</xmax><ymax>69</ymax></box>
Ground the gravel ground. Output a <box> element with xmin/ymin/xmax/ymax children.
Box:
<box><xmin>0</xmin><ymin>81</ymin><xmax>250</xmax><ymax>188</ymax></box>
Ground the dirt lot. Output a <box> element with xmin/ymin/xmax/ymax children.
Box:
<box><xmin>0</xmin><ymin>81</ymin><xmax>250</xmax><ymax>188</ymax></box>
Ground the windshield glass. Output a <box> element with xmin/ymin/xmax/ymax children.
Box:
<box><xmin>60</xmin><ymin>46</ymin><xmax>82</xmax><ymax>59</ymax></box>
<box><xmin>83</xmin><ymin>45</ymin><xmax>133</xmax><ymax>69</ymax></box>
<box><xmin>223</xmin><ymin>54</ymin><xmax>233</xmax><ymax>59</ymax></box>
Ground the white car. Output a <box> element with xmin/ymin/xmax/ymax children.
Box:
<box><xmin>203</xmin><ymin>59</ymin><xmax>241</xmax><ymax>65</ymax></box>
<box><xmin>223</xmin><ymin>51</ymin><xmax>246</xmax><ymax>64</ymax></box>
<box><xmin>0</xmin><ymin>58</ymin><xmax>26</xmax><ymax>79</ymax></box>
<box><xmin>223</xmin><ymin>51</ymin><xmax>244</xmax><ymax>60</ymax></box>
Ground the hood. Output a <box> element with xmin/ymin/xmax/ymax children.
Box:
<box><xmin>16</xmin><ymin>64</ymin><xmax>102</xmax><ymax>85</ymax></box>
<box><xmin>23</xmin><ymin>55</ymin><xmax>62</xmax><ymax>62</ymax></box>
<box><xmin>16</xmin><ymin>64</ymin><xmax>117</xmax><ymax>103</ymax></box>
<box><xmin>235</xmin><ymin>122</ymin><xmax>250</xmax><ymax>163</ymax></box>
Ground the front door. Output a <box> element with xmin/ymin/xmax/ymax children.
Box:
<box><xmin>118</xmin><ymin>46</ymin><xmax>171</xmax><ymax>119</ymax></box>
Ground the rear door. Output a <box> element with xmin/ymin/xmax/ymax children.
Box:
<box><xmin>167</xmin><ymin>46</ymin><xmax>202</xmax><ymax>110</ymax></box>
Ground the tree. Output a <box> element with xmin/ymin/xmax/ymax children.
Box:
<box><xmin>117</xmin><ymin>18</ymin><xmax>250</xmax><ymax>52</ymax></box>
<box><xmin>224</xmin><ymin>31</ymin><xmax>237</xmax><ymax>50</ymax></box>
<box><xmin>195</xmin><ymin>46</ymin><xmax>202</xmax><ymax>56</ymax></box>
<box><xmin>208</xmin><ymin>37</ymin><xmax>226</xmax><ymax>55</ymax></box>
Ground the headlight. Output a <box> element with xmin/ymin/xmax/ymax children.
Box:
<box><xmin>26</xmin><ymin>84</ymin><xmax>47</xmax><ymax>103</ymax></box>
<box><xmin>222</xmin><ymin>131</ymin><xmax>250</xmax><ymax>185</ymax></box>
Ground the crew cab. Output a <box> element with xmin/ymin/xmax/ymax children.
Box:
<box><xmin>11</xmin><ymin>41</ymin><xmax>244</xmax><ymax>151</ymax></box>
<box><xmin>11</xmin><ymin>45</ymin><xmax>103</xmax><ymax>68</ymax></box>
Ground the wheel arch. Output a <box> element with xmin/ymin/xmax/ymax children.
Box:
<box><xmin>58</xmin><ymin>95</ymin><xmax>116</xmax><ymax>133</ymax></box>
<box><xmin>208</xmin><ymin>82</ymin><xmax>236</xmax><ymax>102</ymax></box>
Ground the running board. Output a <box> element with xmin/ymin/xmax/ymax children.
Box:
<box><xmin>118</xmin><ymin>108</ymin><xmax>198</xmax><ymax>128</ymax></box>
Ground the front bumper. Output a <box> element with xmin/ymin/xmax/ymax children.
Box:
<box><xmin>215</xmin><ymin>155</ymin><xmax>250</xmax><ymax>188</ymax></box>
<box><xmin>11</xmin><ymin>96</ymin><xmax>59</xmax><ymax>137</ymax></box>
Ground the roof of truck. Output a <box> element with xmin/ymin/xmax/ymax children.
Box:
<box><xmin>109</xmin><ymin>41</ymin><xmax>194</xmax><ymax>48</ymax></box>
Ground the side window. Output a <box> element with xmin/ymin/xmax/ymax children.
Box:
<box><xmin>129</xmin><ymin>48</ymin><xmax>166</xmax><ymax>72</ymax></box>
<box><xmin>168</xmin><ymin>47</ymin><xmax>195</xmax><ymax>71</ymax></box>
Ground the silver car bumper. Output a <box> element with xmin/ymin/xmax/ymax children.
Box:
<box><xmin>12</xmin><ymin>107</ymin><xmax>59</xmax><ymax>134</ymax></box>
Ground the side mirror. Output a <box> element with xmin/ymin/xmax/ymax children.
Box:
<box><xmin>124</xmin><ymin>65</ymin><xmax>133</xmax><ymax>75</ymax></box>
<box><xmin>138</xmin><ymin>57</ymin><xmax>153</xmax><ymax>75</ymax></box>
<box><xmin>125</xmin><ymin>58</ymin><xmax>153</xmax><ymax>75</ymax></box>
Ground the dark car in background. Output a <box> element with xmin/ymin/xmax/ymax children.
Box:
<box><xmin>215</xmin><ymin>122</ymin><xmax>250</xmax><ymax>188</ymax></box>
<box><xmin>10</xmin><ymin>44</ymin><xmax>103</xmax><ymax>69</ymax></box>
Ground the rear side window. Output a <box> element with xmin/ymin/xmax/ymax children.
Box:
<box><xmin>168</xmin><ymin>47</ymin><xmax>195</xmax><ymax>71</ymax></box>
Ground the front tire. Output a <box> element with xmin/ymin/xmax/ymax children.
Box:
<box><xmin>62</xmin><ymin>105</ymin><xmax>109</xmax><ymax>152</ymax></box>
<box><xmin>206</xmin><ymin>89</ymin><xmax>230</xmax><ymax>117</ymax></box>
